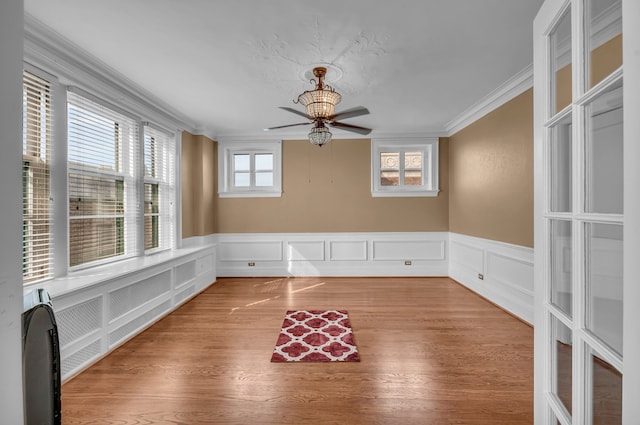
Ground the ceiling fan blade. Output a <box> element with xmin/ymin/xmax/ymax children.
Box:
<box><xmin>278</xmin><ymin>106</ymin><xmax>310</xmax><ymax>119</ymax></box>
<box><xmin>329</xmin><ymin>106</ymin><xmax>370</xmax><ymax>121</ymax></box>
<box><xmin>264</xmin><ymin>122</ymin><xmax>310</xmax><ymax>131</ymax></box>
<box><xmin>329</xmin><ymin>121</ymin><xmax>372</xmax><ymax>135</ymax></box>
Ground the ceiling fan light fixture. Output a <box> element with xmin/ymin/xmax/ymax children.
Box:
<box><xmin>298</xmin><ymin>90</ymin><xmax>342</xmax><ymax>118</ymax></box>
<box><xmin>308</xmin><ymin>124</ymin><xmax>332</xmax><ymax>146</ymax></box>
<box><xmin>265</xmin><ymin>67</ymin><xmax>371</xmax><ymax>140</ymax></box>
<box><xmin>296</xmin><ymin>67</ymin><xmax>342</xmax><ymax>119</ymax></box>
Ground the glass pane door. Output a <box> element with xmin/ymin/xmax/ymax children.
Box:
<box><xmin>534</xmin><ymin>0</ymin><xmax>626</xmax><ymax>423</ymax></box>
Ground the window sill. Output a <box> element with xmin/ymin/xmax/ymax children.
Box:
<box><xmin>372</xmin><ymin>189</ymin><xmax>440</xmax><ymax>198</ymax></box>
<box><xmin>25</xmin><ymin>244</ymin><xmax>216</xmax><ymax>299</ymax></box>
<box><xmin>218</xmin><ymin>191</ymin><xmax>282</xmax><ymax>198</ymax></box>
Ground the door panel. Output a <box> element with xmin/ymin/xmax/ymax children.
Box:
<box><xmin>533</xmin><ymin>0</ymin><xmax>630</xmax><ymax>423</ymax></box>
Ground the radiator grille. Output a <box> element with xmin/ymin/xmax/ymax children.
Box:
<box><xmin>62</xmin><ymin>339</ymin><xmax>101</xmax><ymax>379</ymax></box>
<box><xmin>55</xmin><ymin>297</ymin><xmax>102</xmax><ymax>348</ymax></box>
<box><xmin>197</xmin><ymin>254</ymin><xmax>215</xmax><ymax>274</ymax></box>
<box><xmin>175</xmin><ymin>260</ymin><xmax>196</xmax><ymax>286</ymax></box>
<box><xmin>108</xmin><ymin>300</ymin><xmax>172</xmax><ymax>348</ymax></box>
<box><xmin>175</xmin><ymin>284</ymin><xmax>195</xmax><ymax>305</ymax></box>
<box><xmin>109</xmin><ymin>270</ymin><xmax>171</xmax><ymax>321</ymax></box>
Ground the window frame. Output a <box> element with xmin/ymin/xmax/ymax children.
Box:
<box><xmin>143</xmin><ymin>124</ymin><xmax>176</xmax><ymax>254</ymax></box>
<box><xmin>22</xmin><ymin>68</ymin><xmax>54</xmax><ymax>284</ymax></box>
<box><xmin>371</xmin><ymin>137</ymin><xmax>439</xmax><ymax>197</ymax></box>
<box><xmin>144</xmin><ymin>181</ymin><xmax>160</xmax><ymax>250</ymax></box>
<box><xmin>144</xmin><ymin>132</ymin><xmax>160</xmax><ymax>252</ymax></box>
<box><xmin>66</xmin><ymin>90</ymin><xmax>139</xmax><ymax>270</ymax></box>
<box><xmin>218</xmin><ymin>141</ymin><xmax>282</xmax><ymax>198</ymax></box>
<box><xmin>20</xmin><ymin>67</ymin><xmax>180</xmax><ymax>283</ymax></box>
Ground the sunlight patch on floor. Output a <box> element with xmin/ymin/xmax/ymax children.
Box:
<box><xmin>289</xmin><ymin>282</ymin><xmax>326</xmax><ymax>293</ymax></box>
<box><xmin>245</xmin><ymin>295</ymin><xmax>281</xmax><ymax>307</ymax></box>
<box><xmin>229</xmin><ymin>278</ymin><xmax>326</xmax><ymax>314</ymax></box>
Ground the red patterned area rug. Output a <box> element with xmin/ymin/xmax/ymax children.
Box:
<box><xmin>271</xmin><ymin>310</ymin><xmax>360</xmax><ymax>362</ymax></box>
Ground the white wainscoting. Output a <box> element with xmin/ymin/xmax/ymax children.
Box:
<box><xmin>216</xmin><ymin>232</ymin><xmax>449</xmax><ymax>277</ymax></box>
<box><xmin>31</xmin><ymin>243</ymin><xmax>217</xmax><ymax>382</ymax></box>
<box><xmin>41</xmin><ymin>232</ymin><xmax>533</xmax><ymax>382</ymax></box>
<box><xmin>217</xmin><ymin>232</ymin><xmax>533</xmax><ymax>323</ymax></box>
<box><xmin>449</xmin><ymin>233</ymin><xmax>534</xmax><ymax>324</ymax></box>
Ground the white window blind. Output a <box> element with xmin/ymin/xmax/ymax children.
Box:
<box><xmin>22</xmin><ymin>71</ymin><xmax>53</xmax><ymax>283</ymax></box>
<box><xmin>67</xmin><ymin>90</ymin><xmax>139</xmax><ymax>268</ymax></box>
<box><xmin>143</xmin><ymin>125</ymin><xmax>175</xmax><ymax>251</ymax></box>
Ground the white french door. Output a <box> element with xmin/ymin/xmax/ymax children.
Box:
<box><xmin>533</xmin><ymin>0</ymin><xmax>640</xmax><ymax>424</ymax></box>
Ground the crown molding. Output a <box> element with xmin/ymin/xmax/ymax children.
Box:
<box><xmin>372</xmin><ymin>131</ymin><xmax>446</xmax><ymax>140</ymax></box>
<box><xmin>190</xmin><ymin>126</ymin><xmax>219</xmax><ymax>141</ymax></box>
<box><xmin>445</xmin><ymin>64</ymin><xmax>533</xmax><ymax>136</ymax></box>
<box><xmin>23</xmin><ymin>13</ymin><xmax>199</xmax><ymax>134</ymax></box>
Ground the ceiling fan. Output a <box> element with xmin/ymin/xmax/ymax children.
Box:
<box><xmin>264</xmin><ymin>67</ymin><xmax>372</xmax><ymax>146</ymax></box>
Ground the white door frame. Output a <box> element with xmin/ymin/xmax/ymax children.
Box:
<box><xmin>621</xmin><ymin>0</ymin><xmax>640</xmax><ymax>423</ymax></box>
<box><xmin>534</xmin><ymin>0</ymin><xmax>639</xmax><ymax>423</ymax></box>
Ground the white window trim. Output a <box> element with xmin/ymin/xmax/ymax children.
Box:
<box><xmin>20</xmin><ymin>69</ymin><xmax>181</xmax><ymax>282</ymax></box>
<box><xmin>371</xmin><ymin>137</ymin><xmax>439</xmax><ymax>197</ymax></box>
<box><xmin>143</xmin><ymin>124</ymin><xmax>177</xmax><ymax>255</ymax></box>
<box><xmin>22</xmin><ymin>67</ymin><xmax>55</xmax><ymax>283</ymax></box>
<box><xmin>218</xmin><ymin>141</ymin><xmax>282</xmax><ymax>198</ymax></box>
<box><xmin>66</xmin><ymin>90</ymin><xmax>140</xmax><ymax>271</ymax></box>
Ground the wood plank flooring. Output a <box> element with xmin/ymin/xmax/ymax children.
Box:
<box><xmin>61</xmin><ymin>277</ymin><xmax>534</xmax><ymax>424</ymax></box>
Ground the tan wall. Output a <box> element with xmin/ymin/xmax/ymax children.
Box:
<box><xmin>449</xmin><ymin>89</ymin><xmax>534</xmax><ymax>247</ymax></box>
<box><xmin>181</xmin><ymin>131</ymin><xmax>216</xmax><ymax>238</ymax></box>
<box><xmin>215</xmin><ymin>138</ymin><xmax>449</xmax><ymax>233</ymax></box>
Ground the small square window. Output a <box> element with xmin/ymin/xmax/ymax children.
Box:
<box><xmin>372</xmin><ymin>138</ymin><xmax>439</xmax><ymax>197</ymax></box>
<box><xmin>234</xmin><ymin>171</ymin><xmax>251</xmax><ymax>187</ymax></box>
<box><xmin>404</xmin><ymin>152</ymin><xmax>423</xmax><ymax>186</ymax></box>
<box><xmin>255</xmin><ymin>153</ymin><xmax>273</xmax><ymax>170</ymax></box>
<box><xmin>234</xmin><ymin>154</ymin><xmax>250</xmax><ymax>171</ymax></box>
<box><xmin>218</xmin><ymin>141</ymin><xmax>282</xmax><ymax>198</ymax></box>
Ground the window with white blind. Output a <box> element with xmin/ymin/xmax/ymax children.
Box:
<box><xmin>20</xmin><ymin>69</ymin><xmax>178</xmax><ymax>282</ymax></box>
<box><xmin>22</xmin><ymin>71</ymin><xmax>53</xmax><ymax>283</ymax></box>
<box><xmin>143</xmin><ymin>125</ymin><xmax>175</xmax><ymax>251</ymax></box>
<box><xmin>67</xmin><ymin>91</ymin><xmax>139</xmax><ymax>268</ymax></box>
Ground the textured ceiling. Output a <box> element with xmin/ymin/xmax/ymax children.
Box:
<box><xmin>24</xmin><ymin>0</ymin><xmax>543</xmax><ymax>140</ymax></box>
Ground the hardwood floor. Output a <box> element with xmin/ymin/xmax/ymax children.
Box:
<box><xmin>61</xmin><ymin>277</ymin><xmax>534</xmax><ymax>424</ymax></box>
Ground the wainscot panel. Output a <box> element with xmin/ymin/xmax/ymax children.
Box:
<box><xmin>329</xmin><ymin>241</ymin><xmax>368</xmax><ymax>261</ymax></box>
<box><xmin>218</xmin><ymin>240</ymin><xmax>283</xmax><ymax>262</ymax></box>
<box><xmin>449</xmin><ymin>233</ymin><xmax>533</xmax><ymax>324</ymax></box>
<box><xmin>372</xmin><ymin>240</ymin><xmax>446</xmax><ymax>261</ymax></box>
<box><xmin>287</xmin><ymin>241</ymin><xmax>325</xmax><ymax>261</ymax></box>
<box><xmin>215</xmin><ymin>233</ymin><xmax>449</xmax><ymax>277</ymax></box>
